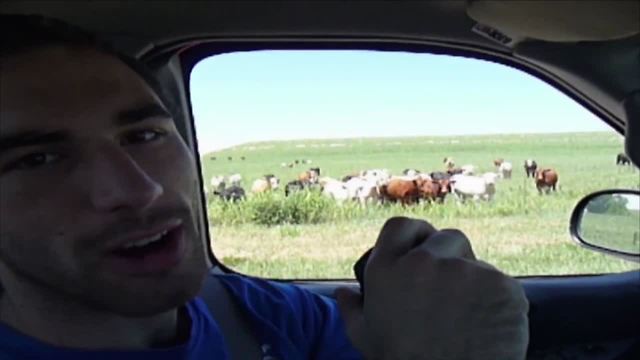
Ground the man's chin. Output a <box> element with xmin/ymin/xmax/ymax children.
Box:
<box><xmin>98</xmin><ymin>270</ymin><xmax>208</xmax><ymax>318</ymax></box>
<box><xmin>93</xmin><ymin>256</ymin><xmax>210</xmax><ymax>318</ymax></box>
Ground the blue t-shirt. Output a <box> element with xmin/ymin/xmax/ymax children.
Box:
<box><xmin>0</xmin><ymin>274</ymin><xmax>363</xmax><ymax>359</ymax></box>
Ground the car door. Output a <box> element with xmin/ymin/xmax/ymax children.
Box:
<box><xmin>177</xmin><ymin>41</ymin><xmax>639</xmax><ymax>358</ymax></box>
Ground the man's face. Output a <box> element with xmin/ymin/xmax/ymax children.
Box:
<box><xmin>0</xmin><ymin>46</ymin><xmax>208</xmax><ymax>317</ymax></box>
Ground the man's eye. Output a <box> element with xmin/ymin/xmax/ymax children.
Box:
<box><xmin>8</xmin><ymin>152</ymin><xmax>64</xmax><ymax>171</ymax></box>
<box><xmin>122</xmin><ymin>129</ymin><xmax>167</xmax><ymax>145</ymax></box>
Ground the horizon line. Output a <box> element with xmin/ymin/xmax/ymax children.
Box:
<box><xmin>198</xmin><ymin>129</ymin><xmax>618</xmax><ymax>156</ymax></box>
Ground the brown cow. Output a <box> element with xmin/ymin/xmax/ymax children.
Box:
<box><xmin>418</xmin><ymin>179</ymin><xmax>453</xmax><ymax>203</ymax></box>
<box><xmin>299</xmin><ymin>171</ymin><xmax>311</xmax><ymax>182</ymax></box>
<box><xmin>435</xmin><ymin>179</ymin><xmax>452</xmax><ymax>202</ymax></box>
<box><xmin>535</xmin><ymin>168</ymin><xmax>558</xmax><ymax>194</ymax></box>
<box><xmin>418</xmin><ymin>180</ymin><xmax>445</xmax><ymax>203</ymax></box>
<box><xmin>380</xmin><ymin>179</ymin><xmax>423</xmax><ymax>205</ymax></box>
<box><xmin>299</xmin><ymin>167</ymin><xmax>321</xmax><ymax>184</ymax></box>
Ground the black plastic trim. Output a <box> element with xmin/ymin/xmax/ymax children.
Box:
<box><xmin>143</xmin><ymin>38</ymin><xmax>628</xmax><ymax>280</ymax></box>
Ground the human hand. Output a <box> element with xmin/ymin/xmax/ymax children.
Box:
<box><xmin>335</xmin><ymin>216</ymin><xmax>529</xmax><ymax>360</ymax></box>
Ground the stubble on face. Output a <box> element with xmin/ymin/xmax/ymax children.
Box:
<box><xmin>0</xmin><ymin>46</ymin><xmax>209</xmax><ymax>318</ymax></box>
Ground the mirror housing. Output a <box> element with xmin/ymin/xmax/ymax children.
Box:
<box><xmin>570</xmin><ymin>189</ymin><xmax>640</xmax><ymax>262</ymax></box>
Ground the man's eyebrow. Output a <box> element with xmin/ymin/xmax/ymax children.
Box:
<box><xmin>0</xmin><ymin>131</ymin><xmax>70</xmax><ymax>155</ymax></box>
<box><xmin>115</xmin><ymin>103</ymin><xmax>172</xmax><ymax>126</ymax></box>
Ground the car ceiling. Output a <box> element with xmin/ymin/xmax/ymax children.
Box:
<box><xmin>2</xmin><ymin>0</ymin><xmax>639</xmax><ymax>132</ymax></box>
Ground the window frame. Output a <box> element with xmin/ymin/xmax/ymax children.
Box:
<box><xmin>166</xmin><ymin>39</ymin><xmax>625</xmax><ymax>281</ymax></box>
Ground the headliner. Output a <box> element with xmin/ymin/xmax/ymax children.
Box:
<box><xmin>2</xmin><ymin>0</ymin><xmax>639</xmax><ymax>129</ymax></box>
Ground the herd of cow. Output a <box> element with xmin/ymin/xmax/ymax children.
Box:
<box><xmin>204</xmin><ymin>156</ymin><xmax>566</xmax><ymax>205</ymax></box>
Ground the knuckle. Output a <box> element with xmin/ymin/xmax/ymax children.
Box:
<box><xmin>403</xmin><ymin>249</ymin><xmax>436</xmax><ymax>269</ymax></box>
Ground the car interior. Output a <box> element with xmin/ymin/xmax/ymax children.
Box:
<box><xmin>2</xmin><ymin>1</ymin><xmax>639</xmax><ymax>358</ymax></box>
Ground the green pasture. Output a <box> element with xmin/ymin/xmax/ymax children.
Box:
<box><xmin>200</xmin><ymin>132</ymin><xmax>640</xmax><ymax>279</ymax></box>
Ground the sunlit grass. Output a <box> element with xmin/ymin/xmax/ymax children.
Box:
<box><xmin>202</xmin><ymin>132</ymin><xmax>640</xmax><ymax>279</ymax></box>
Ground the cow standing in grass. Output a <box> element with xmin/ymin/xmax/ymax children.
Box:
<box><xmin>403</xmin><ymin>168</ymin><xmax>421</xmax><ymax>177</ymax></box>
<box><xmin>344</xmin><ymin>177</ymin><xmax>382</xmax><ymax>206</ymax></box>
<box><xmin>285</xmin><ymin>180</ymin><xmax>308</xmax><ymax>196</ymax></box>
<box><xmin>493</xmin><ymin>158</ymin><xmax>513</xmax><ymax>179</ymax></box>
<box><xmin>430</xmin><ymin>171</ymin><xmax>450</xmax><ymax>181</ymax></box>
<box><xmin>251</xmin><ymin>174</ymin><xmax>280</xmax><ymax>193</ymax></box>
<box><xmin>443</xmin><ymin>157</ymin><xmax>455</xmax><ymax>170</ymax></box>
<box><xmin>535</xmin><ymin>169</ymin><xmax>559</xmax><ymax>194</ymax></box>
<box><xmin>228</xmin><ymin>173</ymin><xmax>242</xmax><ymax>186</ymax></box>
<box><xmin>216</xmin><ymin>184</ymin><xmax>246</xmax><ymax>202</ymax></box>
<box><xmin>524</xmin><ymin>159</ymin><xmax>537</xmax><ymax>178</ymax></box>
<box><xmin>617</xmin><ymin>153</ymin><xmax>631</xmax><ymax>166</ymax></box>
<box><xmin>449</xmin><ymin>174</ymin><xmax>497</xmax><ymax>202</ymax></box>
<box><xmin>380</xmin><ymin>179</ymin><xmax>424</xmax><ymax>206</ymax></box>
<box><xmin>319</xmin><ymin>177</ymin><xmax>350</xmax><ymax>203</ymax></box>
<box><xmin>418</xmin><ymin>179</ymin><xmax>451</xmax><ymax>203</ymax></box>
<box><xmin>299</xmin><ymin>167</ymin><xmax>321</xmax><ymax>184</ymax></box>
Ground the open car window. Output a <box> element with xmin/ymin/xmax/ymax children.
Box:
<box><xmin>189</xmin><ymin>50</ymin><xmax>639</xmax><ymax>279</ymax></box>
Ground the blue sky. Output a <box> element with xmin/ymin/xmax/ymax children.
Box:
<box><xmin>190</xmin><ymin>50</ymin><xmax>610</xmax><ymax>154</ymax></box>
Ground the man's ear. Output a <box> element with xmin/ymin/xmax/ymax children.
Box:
<box><xmin>623</xmin><ymin>91</ymin><xmax>640</xmax><ymax>167</ymax></box>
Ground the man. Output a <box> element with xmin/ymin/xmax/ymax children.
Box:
<box><xmin>0</xmin><ymin>15</ymin><xmax>529</xmax><ymax>359</ymax></box>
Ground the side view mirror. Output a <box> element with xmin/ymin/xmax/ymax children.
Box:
<box><xmin>570</xmin><ymin>189</ymin><xmax>640</xmax><ymax>262</ymax></box>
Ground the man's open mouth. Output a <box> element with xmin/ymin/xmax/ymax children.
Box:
<box><xmin>114</xmin><ymin>226</ymin><xmax>174</xmax><ymax>257</ymax></box>
<box><xmin>108</xmin><ymin>223</ymin><xmax>187</xmax><ymax>274</ymax></box>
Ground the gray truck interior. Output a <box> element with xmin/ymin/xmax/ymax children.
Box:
<box><xmin>2</xmin><ymin>1</ymin><xmax>639</xmax><ymax>358</ymax></box>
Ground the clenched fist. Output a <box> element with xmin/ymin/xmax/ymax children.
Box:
<box><xmin>335</xmin><ymin>217</ymin><xmax>529</xmax><ymax>360</ymax></box>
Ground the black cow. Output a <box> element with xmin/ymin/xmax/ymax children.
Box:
<box><xmin>402</xmin><ymin>168</ymin><xmax>421</xmax><ymax>176</ymax></box>
<box><xmin>285</xmin><ymin>180</ymin><xmax>308</xmax><ymax>196</ymax></box>
<box><xmin>524</xmin><ymin>159</ymin><xmax>538</xmax><ymax>178</ymax></box>
<box><xmin>617</xmin><ymin>153</ymin><xmax>631</xmax><ymax>166</ymax></box>
<box><xmin>216</xmin><ymin>185</ymin><xmax>245</xmax><ymax>202</ymax></box>
<box><xmin>429</xmin><ymin>171</ymin><xmax>451</xmax><ymax>181</ymax></box>
<box><xmin>212</xmin><ymin>181</ymin><xmax>245</xmax><ymax>202</ymax></box>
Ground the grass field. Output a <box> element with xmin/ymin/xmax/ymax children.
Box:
<box><xmin>200</xmin><ymin>132</ymin><xmax>640</xmax><ymax>279</ymax></box>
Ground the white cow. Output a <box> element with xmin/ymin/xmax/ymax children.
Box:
<box><xmin>344</xmin><ymin>177</ymin><xmax>380</xmax><ymax>205</ymax></box>
<box><xmin>320</xmin><ymin>178</ymin><xmax>350</xmax><ymax>203</ymax></box>
<box><xmin>251</xmin><ymin>175</ymin><xmax>280</xmax><ymax>193</ymax></box>
<box><xmin>460</xmin><ymin>164</ymin><xmax>476</xmax><ymax>176</ymax></box>
<box><xmin>450</xmin><ymin>174</ymin><xmax>497</xmax><ymax>202</ymax></box>
<box><xmin>482</xmin><ymin>172</ymin><xmax>500</xmax><ymax>184</ymax></box>
<box><xmin>498</xmin><ymin>161</ymin><xmax>513</xmax><ymax>179</ymax></box>
<box><xmin>360</xmin><ymin>168</ymin><xmax>391</xmax><ymax>187</ymax></box>
<box><xmin>210</xmin><ymin>175</ymin><xmax>225</xmax><ymax>188</ymax></box>
<box><xmin>267</xmin><ymin>175</ymin><xmax>280</xmax><ymax>190</ymax></box>
<box><xmin>444</xmin><ymin>157</ymin><xmax>455</xmax><ymax>169</ymax></box>
<box><xmin>390</xmin><ymin>175</ymin><xmax>416</xmax><ymax>182</ymax></box>
<box><xmin>228</xmin><ymin>173</ymin><xmax>242</xmax><ymax>186</ymax></box>
<box><xmin>403</xmin><ymin>168</ymin><xmax>421</xmax><ymax>177</ymax></box>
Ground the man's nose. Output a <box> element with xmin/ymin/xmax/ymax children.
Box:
<box><xmin>86</xmin><ymin>147</ymin><xmax>164</xmax><ymax>212</ymax></box>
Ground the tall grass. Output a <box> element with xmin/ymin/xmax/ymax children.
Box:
<box><xmin>207</xmin><ymin>183</ymin><xmax>619</xmax><ymax>226</ymax></box>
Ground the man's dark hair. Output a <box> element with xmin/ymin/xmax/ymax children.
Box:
<box><xmin>0</xmin><ymin>14</ymin><xmax>176</xmax><ymax>116</ymax></box>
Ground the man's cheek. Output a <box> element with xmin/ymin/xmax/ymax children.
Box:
<box><xmin>162</xmin><ymin>142</ymin><xmax>198</xmax><ymax>192</ymax></box>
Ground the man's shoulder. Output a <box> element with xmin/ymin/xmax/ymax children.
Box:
<box><xmin>209</xmin><ymin>272</ymin><xmax>333</xmax><ymax>318</ymax></box>
<box><xmin>196</xmin><ymin>271</ymin><xmax>362</xmax><ymax>359</ymax></box>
